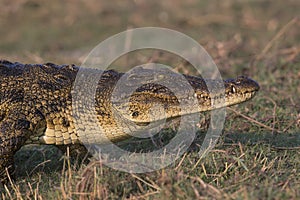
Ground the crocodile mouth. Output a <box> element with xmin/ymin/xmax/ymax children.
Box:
<box><xmin>225</xmin><ymin>90</ymin><xmax>258</xmax><ymax>105</ymax></box>
<box><xmin>113</xmin><ymin>76</ymin><xmax>260</xmax><ymax>123</ymax></box>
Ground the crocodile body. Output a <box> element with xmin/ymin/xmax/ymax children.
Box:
<box><xmin>0</xmin><ymin>60</ymin><xmax>259</xmax><ymax>182</ymax></box>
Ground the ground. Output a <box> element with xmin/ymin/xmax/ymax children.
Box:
<box><xmin>0</xmin><ymin>0</ymin><xmax>299</xmax><ymax>199</ymax></box>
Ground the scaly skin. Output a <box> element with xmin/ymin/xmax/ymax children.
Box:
<box><xmin>0</xmin><ymin>60</ymin><xmax>259</xmax><ymax>183</ymax></box>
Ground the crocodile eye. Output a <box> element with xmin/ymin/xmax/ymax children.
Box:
<box><xmin>132</xmin><ymin>111</ymin><xmax>139</xmax><ymax>118</ymax></box>
<box><xmin>231</xmin><ymin>85</ymin><xmax>236</xmax><ymax>93</ymax></box>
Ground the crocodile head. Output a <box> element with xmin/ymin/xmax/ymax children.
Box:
<box><xmin>112</xmin><ymin>74</ymin><xmax>259</xmax><ymax>124</ymax></box>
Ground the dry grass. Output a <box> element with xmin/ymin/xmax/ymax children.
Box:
<box><xmin>0</xmin><ymin>0</ymin><xmax>299</xmax><ymax>199</ymax></box>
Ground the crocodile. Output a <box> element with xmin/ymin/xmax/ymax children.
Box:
<box><xmin>0</xmin><ymin>60</ymin><xmax>259</xmax><ymax>183</ymax></box>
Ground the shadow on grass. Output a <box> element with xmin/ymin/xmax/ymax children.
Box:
<box><xmin>224</xmin><ymin>131</ymin><xmax>300</xmax><ymax>149</ymax></box>
<box><xmin>12</xmin><ymin>129</ymin><xmax>299</xmax><ymax>182</ymax></box>
<box><xmin>14</xmin><ymin>145</ymin><xmax>64</xmax><ymax>178</ymax></box>
<box><xmin>14</xmin><ymin>144</ymin><xmax>88</xmax><ymax>179</ymax></box>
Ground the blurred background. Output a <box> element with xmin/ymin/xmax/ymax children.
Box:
<box><xmin>1</xmin><ymin>1</ymin><xmax>300</xmax><ymax>198</ymax></box>
<box><xmin>0</xmin><ymin>0</ymin><xmax>299</xmax><ymax>77</ymax></box>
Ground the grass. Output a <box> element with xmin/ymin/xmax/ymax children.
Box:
<box><xmin>0</xmin><ymin>0</ymin><xmax>299</xmax><ymax>199</ymax></box>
